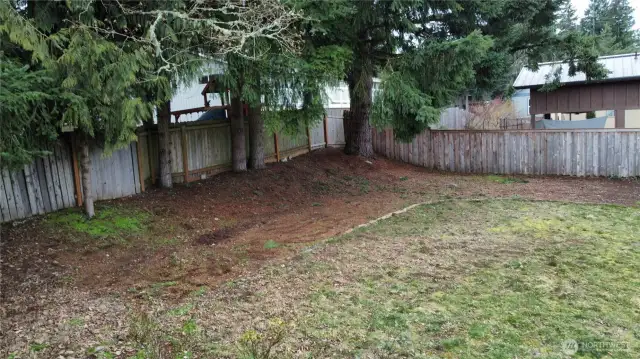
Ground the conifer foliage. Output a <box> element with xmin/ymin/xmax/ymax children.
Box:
<box><xmin>299</xmin><ymin>0</ymin><xmax>610</xmax><ymax>152</ymax></box>
<box><xmin>579</xmin><ymin>0</ymin><xmax>638</xmax><ymax>53</ymax></box>
<box><xmin>0</xmin><ymin>0</ymin><xmax>302</xmax><ymax>216</ymax></box>
<box><xmin>1</xmin><ymin>0</ymin><xmax>633</xmax><ymax>217</ymax></box>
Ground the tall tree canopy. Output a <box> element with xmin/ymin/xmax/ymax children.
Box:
<box><xmin>571</xmin><ymin>0</ymin><xmax>639</xmax><ymax>55</ymax></box>
<box><xmin>580</xmin><ymin>0</ymin><xmax>611</xmax><ymax>35</ymax></box>
<box><xmin>1</xmin><ymin>0</ymin><xmax>302</xmax><ymax>215</ymax></box>
<box><xmin>0</xmin><ymin>57</ymin><xmax>61</xmax><ymax>167</ymax></box>
<box><xmin>218</xmin><ymin>4</ymin><xmax>350</xmax><ymax>170</ymax></box>
<box><xmin>607</xmin><ymin>0</ymin><xmax>637</xmax><ymax>48</ymax></box>
<box><xmin>557</xmin><ymin>0</ymin><xmax>579</xmax><ymax>34</ymax></box>
<box><xmin>0</xmin><ymin>0</ymin><xmax>302</xmax><ymax>164</ymax></box>
<box><xmin>298</xmin><ymin>0</ymin><xmax>609</xmax><ymax>153</ymax></box>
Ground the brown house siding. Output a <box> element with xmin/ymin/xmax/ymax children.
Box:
<box><xmin>530</xmin><ymin>80</ymin><xmax>640</xmax><ymax>114</ymax></box>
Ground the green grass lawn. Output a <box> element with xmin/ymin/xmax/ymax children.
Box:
<box><xmin>127</xmin><ymin>200</ymin><xmax>639</xmax><ymax>359</ymax></box>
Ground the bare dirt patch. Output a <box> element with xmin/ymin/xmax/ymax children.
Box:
<box><xmin>195</xmin><ymin>228</ymin><xmax>234</xmax><ymax>245</ymax></box>
<box><xmin>1</xmin><ymin>149</ymin><xmax>639</xmax><ymax>357</ymax></box>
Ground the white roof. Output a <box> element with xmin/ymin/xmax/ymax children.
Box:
<box><xmin>513</xmin><ymin>53</ymin><xmax>640</xmax><ymax>88</ymax></box>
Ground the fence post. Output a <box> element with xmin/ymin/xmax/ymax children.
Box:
<box><xmin>274</xmin><ymin>132</ymin><xmax>280</xmax><ymax>162</ymax></box>
<box><xmin>615</xmin><ymin>108</ymin><xmax>625</xmax><ymax>128</ymax></box>
<box><xmin>323</xmin><ymin>115</ymin><xmax>329</xmax><ymax>148</ymax></box>
<box><xmin>22</xmin><ymin>163</ymin><xmax>38</xmax><ymax>216</ymax></box>
<box><xmin>145</xmin><ymin>130</ymin><xmax>156</xmax><ymax>185</ymax></box>
<box><xmin>136</xmin><ymin>140</ymin><xmax>145</xmax><ymax>192</ymax></box>
<box><xmin>530</xmin><ymin>114</ymin><xmax>536</xmax><ymax>129</ymax></box>
<box><xmin>306</xmin><ymin>125</ymin><xmax>312</xmax><ymax>151</ymax></box>
<box><xmin>71</xmin><ymin>134</ymin><xmax>83</xmax><ymax>207</ymax></box>
<box><xmin>181</xmin><ymin>126</ymin><xmax>190</xmax><ymax>182</ymax></box>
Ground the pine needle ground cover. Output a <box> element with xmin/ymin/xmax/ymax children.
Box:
<box><xmin>114</xmin><ymin>199</ymin><xmax>639</xmax><ymax>358</ymax></box>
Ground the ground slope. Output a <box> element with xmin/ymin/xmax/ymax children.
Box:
<box><xmin>1</xmin><ymin>149</ymin><xmax>639</xmax><ymax>357</ymax></box>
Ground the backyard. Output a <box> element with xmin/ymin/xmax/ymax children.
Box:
<box><xmin>1</xmin><ymin>149</ymin><xmax>639</xmax><ymax>358</ymax></box>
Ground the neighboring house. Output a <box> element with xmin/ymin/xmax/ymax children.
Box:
<box><xmin>511</xmin><ymin>87</ymin><xmax>640</xmax><ymax>128</ymax></box>
<box><xmin>511</xmin><ymin>88</ymin><xmax>638</xmax><ymax>128</ymax></box>
<box><xmin>513</xmin><ymin>53</ymin><xmax>640</xmax><ymax>129</ymax></box>
<box><xmin>511</xmin><ymin>88</ymin><xmax>531</xmax><ymax>118</ymax></box>
<box><xmin>324</xmin><ymin>79</ymin><xmax>381</xmax><ymax>109</ymax></box>
<box><xmin>169</xmin><ymin>75</ymin><xmax>381</xmax><ymax>123</ymax></box>
<box><xmin>170</xmin><ymin>80</ymin><xmax>225</xmax><ymax>122</ymax></box>
<box><xmin>167</xmin><ymin>62</ymin><xmax>226</xmax><ymax>123</ymax></box>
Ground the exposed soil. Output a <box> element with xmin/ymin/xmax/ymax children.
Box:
<box><xmin>195</xmin><ymin>228</ymin><xmax>234</xmax><ymax>246</ymax></box>
<box><xmin>1</xmin><ymin>148</ymin><xmax>639</xmax><ymax>357</ymax></box>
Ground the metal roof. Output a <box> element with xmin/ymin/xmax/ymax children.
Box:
<box><xmin>513</xmin><ymin>53</ymin><xmax>640</xmax><ymax>89</ymax></box>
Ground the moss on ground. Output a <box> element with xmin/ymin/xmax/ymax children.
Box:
<box><xmin>486</xmin><ymin>175</ymin><xmax>529</xmax><ymax>184</ymax></box>
<box><xmin>46</xmin><ymin>205</ymin><xmax>150</xmax><ymax>239</ymax></box>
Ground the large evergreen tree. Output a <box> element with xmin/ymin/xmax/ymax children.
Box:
<box><xmin>581</xmin><ymin>0</ymin><xmax>611</xmax><ymax>35</ymax></box>
<box><xmin>0</xmin><ymin>59</ymin><xmax>61</xmax><ymax>168</ymax></box>
<box><xmin>1</xmin><ymin>0</ymin><xmax>161</xmax><ymax>216</ymax></box>
<box><xmin>557</xmin><ymin>0</ymin><xmax>578</xmax><ymax>33</ymax></box>
<box><xmin>576</xmin><ymin>0</ymin><xmax>638</xmax><ymax>55</ymax></box>
<box><xmin>219</xmin><ymin>6</ymin><xmax>350</xmax><ymax>170</ymax></box>
<box><xmin>301</xmin><ymin>0</ymin><xmax>607</xmax><ymax>155</ymax></box>
<box><xmin>608</xmin><ymin>0</ymin><xmax>637</xmax><ymax>48</ymax></box>
<box><xmin>103</xmin><ymin>0</ymin><xmax>304</xmax><ymax>185</ymax></box>
<box><xmin>1</xmin><ymin>0</ymin><xmax>302</xmax><ymax>216</ymax></box>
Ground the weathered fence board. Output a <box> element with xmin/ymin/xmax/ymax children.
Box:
<box><xmin>310</xmin><ymin>122</ymin><xmax>326</xmax><ymax>149</ymax></box>
<box><xmin>82</xmin><ymin>142</ymin><xmax>141</xmax><ymax>201</ymax></box>
<box><xmin>437</xmin><ymin>107</ymin><xmax>469</xmax><ymax>129</ymax></box>
<box><xmin>279</xmin><ymin>128</ymin><xmax>309</xmax><ymax>157</ymax></box>
<box><xmin>1</xmin><ymin>142</ymin><xmax>77</xmax><ymax>222</ymax></box>
<box><xmin>325</xmin><ymin>108</ymin><xmax>348</xmax><ymax>147</ymax></box>
<box><xmin>137</xmin><ymin>119</ymin><xmax>310</xmax><ymax>184</ymax></box>
<box><xmin>373</xmin><ymin>128</ymin><xmax>640</xmax><ymax>178</ymax></box>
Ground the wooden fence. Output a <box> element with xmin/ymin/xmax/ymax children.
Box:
<box><xmin>138</xmin><ymin>120</ymin><xmax>314</xmax><ymax>184</ymax></box>
<box><xmin>85</xmin><ymin>142</ymin><xmax>143</xmax><ymax>200</ymax></box>
<box><xmin>0</xmin><ymin>140</ymin><xmax>143</xmax><ymax>223</ymax></box>
<box><xmin>1</xmin><ymin>119</ymin><xmax>321</xmax><ymax>223</ymax></box>
<box><xmin>325</xmin><ymin>108</ymin><xmax>348</xmax><ymax>147</ymax></box>
<box><xmin>435</xmin><ymin>107</ymin><xmax>469</xmax><ymax>129</ymax></box>
<box><xmin>373</xmin><ymin>128</ymin><xmax>640</xmax><ymax>177</ymax></box>
<box><xmin>9</xmin><ymin>115</ymin><xmax>637</xmax><ymax>223</ymax></box>
<box><xmin>0</xmin><ymin>142</ymin><xmax>75</xmax><ymax>221</ymax></box>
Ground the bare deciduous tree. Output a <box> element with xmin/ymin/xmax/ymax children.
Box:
<box><xmin>89</xmin><ymin>0</ymin><xmax>304</xmax><ymax>74</ymax></box>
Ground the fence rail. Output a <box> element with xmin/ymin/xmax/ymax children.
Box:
<box><xmin>373</xmin><ymin>128</ymin><xmax>640</xmax><ymax>177</ymax></box>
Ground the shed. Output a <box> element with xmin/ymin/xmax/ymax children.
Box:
<box><xmin>513</xmin><ymin>53</ymin><xmax>640</xmax><ymax>129</ymax></box>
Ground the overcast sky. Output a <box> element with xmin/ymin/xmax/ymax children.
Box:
<box><xmin>572</xmin><ymin>0</ymin><xmax>640</xmax><ymax>30</ymax></box>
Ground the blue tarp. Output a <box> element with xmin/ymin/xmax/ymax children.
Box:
<box><xmin>197</xmin><ymin>108</ymin><xmax>228</xmax><ymax>121</ymax></box>
<box><xmin>535</xmin><ymin>116</ymin><xmax>608</xmax><ymax>129</ymax></box>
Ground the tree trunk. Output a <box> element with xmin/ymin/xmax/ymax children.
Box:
<box><xmin>157</xmin><ymin>101</ymin><xmax>173</xmax><ymax>188</ymax></box>
<box><xmin>230</xmin><ymin>95</ymin><xmax>247</xmax><ymax>172</ymax></box>
<box><xmin>344</xmin><ymin>64</ymin><xmax>374</xmax><ymax>157</ymax></box>
<box><xmin>79</xmin><ymin>135</ymin><xmax>95</xmax><ymax>218</ymax></box>
<box><xmin>248</xmin><ymin>104</ymin><xmax>265</xmax><ymax>169</ymax></box>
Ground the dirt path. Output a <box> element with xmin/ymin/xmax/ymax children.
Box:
<box><xmin>1</xmin><ymin>149</ymin><xmax>639</xmax><ymax>357</ymax></box>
